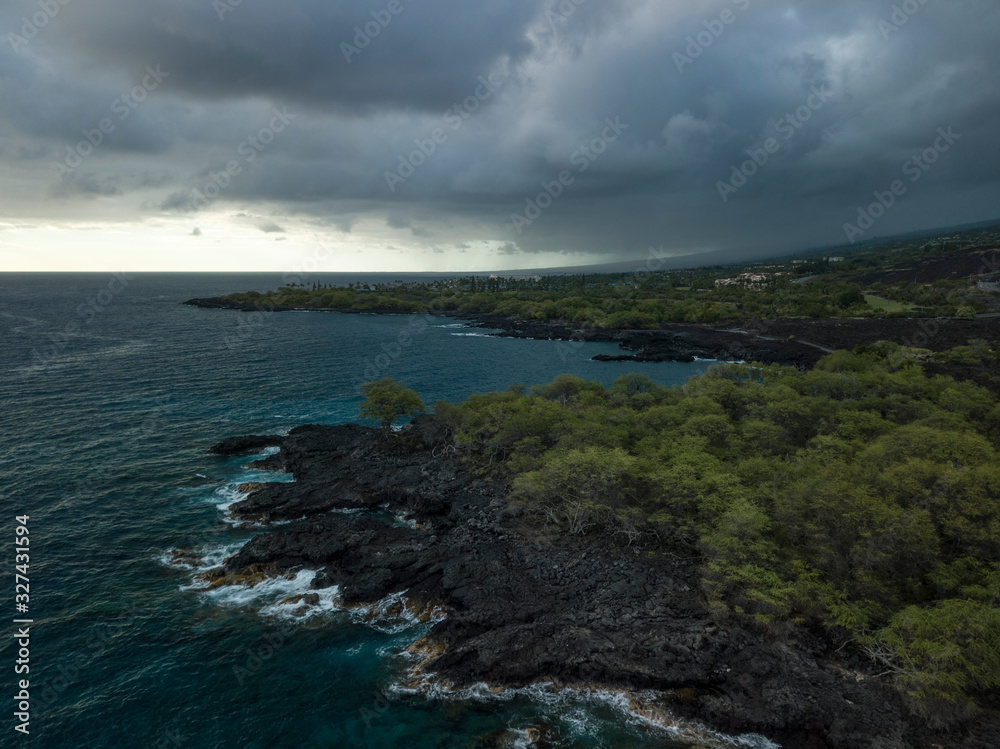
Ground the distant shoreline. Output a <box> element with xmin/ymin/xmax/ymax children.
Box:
<box><xmin>183</xmin><ymin>296</ymin><xmax>1000</xmax><ymax>379</ymax></box>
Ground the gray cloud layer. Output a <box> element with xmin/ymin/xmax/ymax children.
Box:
<box><xmin>1</xmin><ymin>0</ymin><xmax>998</xmax><ymax>262</ymax></box>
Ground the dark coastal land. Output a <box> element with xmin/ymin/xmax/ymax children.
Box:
<box><xmin>187</xmin><ymin>230</ymin><xmax>1000</xmax><ymax>747</ymax></box>
<box><xmin>204</xmin><ymin>418</ymin><xmax>999</xmax><ymax>749</ymax></box>
<box><xmin>184</xmin><ymin>225</ymin><xmax>1000</xmax><ymax>390</ymax></box>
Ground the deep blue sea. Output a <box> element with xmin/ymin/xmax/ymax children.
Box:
<box><xmin>0</xmin><ymin>273</ymin><xmax>767</xmax><ymax>749</ymax></box>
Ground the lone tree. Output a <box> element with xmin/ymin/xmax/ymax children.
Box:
<box><xmin>359</xmin><ymin>377</ymin><xmax>425</xmax><ymax>434</ymax></box>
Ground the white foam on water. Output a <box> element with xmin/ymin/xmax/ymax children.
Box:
<box><xmin>346</xmin><ymin>590</ymin><xmax>445</xmax><ymax>634</ymax></box>
<box><xmin>376</xmin><ymin>642</ymin><xmax>406</xmax><ymax>658</ymax></box>
<box><xmin>215</xmin><ymin>484</ymin><xmax>259</xmax><ymax>526</ymax></box>
<box><xmin>176</xmin><ymin>552</ymin><xmax>439</xmax><ymax>627</ymax></box>
<box><xmin>394</xmin><ymin>676</ymin><xmax>781</xmax><ymax>749</ymax></box>
<box><xmin>198</xmin><ymin>568</ymin><xmax>314</xmax><ymax>605</ymax></box>
<box><xmin>559</xmin><ymin>705</ymin><xmax>601</xmax><ymax>739</ymax></box>
<box><xmin>504</xmin><ymin>728</ymin><xmax>536</xmax><ymax>749</ymax></box>
<box><xmin>259</xmin><ymin>581</ymin><xmax>342</xmax><ymax>621</ymax></box>
<box><xmin>211</xmin><ymin>446</ymin><xmax>293</xmax><ymax>501</ymax></box>
<box><xmin>158</xmin><ymin>542</ymin><xmax>246</xmax><ymax>573</ymax></box>
<box><xmin>213</xmin><ymin>474</ymin><xmax>291</xmax><ymax>526</ymax></box>
<box><xmin>187</xmin><ymin>567</ymin><xmax>342</xmax><ymax>621</ymax></box>
<box><xmin>394</xmin><ymin>513</ymin><xmax>419</xmax><ymax>529</ymax></box>
<box><xmin>450</xmin><ymin>332</ymin><xmax>490</xmax><ymax>337</ymax></box>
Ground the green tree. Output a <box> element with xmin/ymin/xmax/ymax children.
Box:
<box><xmin>359</xmin><ymin>378</ymin><xmax>425</xmax><ymax>434</ymax></box>
<box><xmin>872</xmin><ymin>600</ymin><xmax>1000</xmax><ymax>712</ymax></box>
<box><xmin>512</xmin><ymin>447</ymin><xmax>638</xmax><ymax>535</ymax></box>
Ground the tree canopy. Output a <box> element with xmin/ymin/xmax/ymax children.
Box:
<box><xmin>430</xmin><ymin>345</ymin><xmax>1000</xmax><ymax>714</ymax></box>
<box><xmin>359</xmin><ymin>377</ymin><xmax>425</xmax><ymax>433</ymax></box>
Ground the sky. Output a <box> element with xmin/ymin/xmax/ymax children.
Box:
<box><xmin>1</xmin><ymin>0</ymin><xmax>998</xmax><ymax>272</ymax></box>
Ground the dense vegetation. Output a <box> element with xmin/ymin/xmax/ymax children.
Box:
<box><xmin>413</xmin><ymin>344</ymin><xmax>1000</xmax><ymax>717</ymax></box>
<box><xmin>223</xmin><ymin>226</ymin><xmax>999</xmax><ymax>327</ymax></box>
<box><xmin>359</xmin><ymin>377</ymin><xmax>425</xmax><ymax>433</ymax></box>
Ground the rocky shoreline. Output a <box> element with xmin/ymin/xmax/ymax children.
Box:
<box><xmin>201</xmin><ymin>421</ymin><xmax>998</xmax><ymax>749</ymax></box>
<box><xmin>183</xmin><ymin>297</ymin><xmax>999</xmax><ymax>372</ymax></box>
<box><xmin>182</xmin><ymin>297</ymin><xmax>825</xmax><ymax>366</ymax></box>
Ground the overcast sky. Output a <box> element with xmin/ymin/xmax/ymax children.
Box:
<box><xmin>1</xmin><ymin>0</ymin><xmax>998</xmax><ymax>271</ymax></box>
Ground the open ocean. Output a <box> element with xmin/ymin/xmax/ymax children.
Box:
<box><xmin>1</xmin><ymin>273</ymin><xmax>775</xmax><ymax>749</ymax></box>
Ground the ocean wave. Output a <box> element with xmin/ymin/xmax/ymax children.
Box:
<box><xmin>158</xmin><ymin>542</ymin><xmax>246</xmax><ymax>573</ymax></box>
<box><xmin>344</xmin><ymin>590</ymin><xmax>444</xmax><ymax>634</ymax></box>
<box><xmin>212</xmin><ymin>449</ymin><xmax>294</xmax><ymax>526</ymax></box>
<box><xmin>162</xmin><ymin>542</ymin><xmax>333</xmax><ymax>620</ymax></box>
<box><xmin>393</xmin><ymin>662</ymin><xmax>779</xmax><ymax>749</ymax></box>
<box><xmin>196</xmin><ymin>568</ymin><xmax>341</xmax><ymax>622</ymax></box>
<box><xmin>214</xmin><ymin>482</ymin><xmax>265</xmax><ymax>526</ymax></box>
<box><xmin>169</xmin><ymin>542</ymin><xmax>443</xmax><ymax>629</ymax></box>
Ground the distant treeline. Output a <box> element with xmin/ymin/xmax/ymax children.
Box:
<box><xmin>221</xmin><ymin>228</ymin><xmax>999</xmax><ymax>326</ymax></box>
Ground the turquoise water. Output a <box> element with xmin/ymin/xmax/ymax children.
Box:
<box><xmin>1</xmin><ymin>273</ymin><xmax>751</xmax><ymax>748</ymax></box>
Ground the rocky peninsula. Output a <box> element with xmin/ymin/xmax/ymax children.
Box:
<box><xmin>203</xmin><ymin>420</ymin><xmax>999</xmax><ymax>749</ymax></box>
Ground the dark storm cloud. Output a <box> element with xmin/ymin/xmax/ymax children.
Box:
<box><xmin>0</xmin><ymin>46</ymin><xmax>174</xmax><ymax>154</ymax></box>
<box><xmin>40</xmin><ymin>0</ymin><xmax>539</xmax><ymax>112</ymax></box>
<box><xmin>1</xmin><ymin>0</ymin><xmax>999</xmax><ymax>262</ymax></box>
